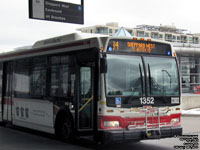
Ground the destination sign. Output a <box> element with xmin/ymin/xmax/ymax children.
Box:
<box><xmin>107</xmin><ymin>39</ymin><xmax>172</xmax><ymax>56</ymax></box>
<box><xmin>29</xmin><ymin>0</ymin><xmax>84</xmax><ymax>24</ymax></box>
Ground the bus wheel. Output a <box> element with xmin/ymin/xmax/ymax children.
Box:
<box><xmin>60</xmin><ymin>118</ymin><xmax>73</xmax><ymax>142</ymax></box>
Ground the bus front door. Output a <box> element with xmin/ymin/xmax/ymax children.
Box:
<box><xmin>77</xmin><ymin>63</ymin><xmax>95</xmax><ymax>133</ymax></box>
<box><xmin>2</xmin><ymin>62</ymin><xmax>13</xmax><ymax>122</ymax></box>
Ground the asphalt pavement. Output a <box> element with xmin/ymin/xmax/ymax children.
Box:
<box><xmin>182</xmin><ymin>108</ymin><xmax>200</xmax><ymax>116</ymax></box>
<box><xmin>0</xmin><ymin>126</ymin><xmax>89</xmax><ymax>150</ymax></box>
<box><xmin>0</xmin><ymin>112</ymin><xmax>200</xmax><ymax>150</ymax></box>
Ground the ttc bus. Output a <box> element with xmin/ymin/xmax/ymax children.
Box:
<box><xmin>0</xmin><ymin>33</ymin><xmax>182</xmax><ymax>144</ymax></box>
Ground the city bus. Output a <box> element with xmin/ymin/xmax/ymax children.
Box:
<box><xmin>0</xmin><ymin>33</ymin><xmax>182</xmax><ymax>144</ymax></box>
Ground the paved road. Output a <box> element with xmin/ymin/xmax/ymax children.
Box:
<box><xmin>0</xmin><ymin>126</ymin><xmax>88</xmax><ymax>150</ymax></box>
<box><xmin>0</xmin><ymin>116</ymin><xmax>200</xmax><ymax>150</ymax></box>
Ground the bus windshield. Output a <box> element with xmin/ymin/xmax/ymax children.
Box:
<box><xmin>144</xmin><ymin>56</ymin><xmax>179</xmax><ymax>96</ymax></box>
<box><xmin>106</xmin><ymin>54</ymin><xmax>179</xmax><ymax>97</ymax></box>
<box><xmin>106</xmin><ymin>54</ymin><xmax>145</xmax><ymax>96</ymax></box>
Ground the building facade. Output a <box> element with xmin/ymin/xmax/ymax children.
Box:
<box><xmin>174</xmin><ymin>43</ymin><xmax>200</xmax><ymax>94</ymax></box>
<box><xmin>77</xmin><ymin>22</ymin><xmax>200</xmax><ymax>44</ymax></box>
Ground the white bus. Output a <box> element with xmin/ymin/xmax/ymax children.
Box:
<box><xmin>0</xmin><ymin>33</ymin><xmax>182</xmax><ymax>144</ymax></box>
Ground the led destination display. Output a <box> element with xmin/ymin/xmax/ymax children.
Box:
<box><xmin>107</xmin><ymin>39</ymin><xmax>172</xmax><ymax>56</ymax></box>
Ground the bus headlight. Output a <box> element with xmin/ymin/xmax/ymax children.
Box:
<box><xmin>171</xmin><ymin>118</ymin><xmax>179</xmax><ymax>124</ymax></box>
<box><xmin>104</xmin><ymin>121</ymin><xmax>120</xmax><ymax>127</ymax></box>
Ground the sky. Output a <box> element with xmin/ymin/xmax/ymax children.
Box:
<box><xmin>1</xmin><ymin>0</ymin><xmax>200</xmax><ymax>51</ymax></box>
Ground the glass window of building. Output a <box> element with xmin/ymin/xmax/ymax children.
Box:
<box><xmin>145</xmin><ymin>33</ymin><xmax>149</xmax><ymax>37</ymax></box>
<box><xmin>189</xmin><ymin>37</ymin><xmax>193</xmax><ymax>43</ymax></box>
<box><xmin>193</xmin><ymin>37</ymin><xmax>198</xmax><ymax>44</ymax></box>
<box><xmin>178</xmin><ymin>56</ymin><xmax>200</xmax><ymax>94</ymax></box>
<box><xmin>137</xmin><ymin>31</ymin><xmax>144</xmax><ymax>37</ymax></box>
<box><xmin>97</xmin><ymin>28</ymin><xmax>107</xmax><ymax>34</ymax></box>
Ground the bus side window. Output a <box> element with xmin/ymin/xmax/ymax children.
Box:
<box><xmin>14</xmin><ymin>59</ymin><xmax>30</xmax><ymax>98</ymax></box>
<box><xmin>14</xmin><ymin>71</ymin><xmax>30</xmax><ymax>98</ymax></box>
<box><xmin>50</xmin><ymin>55</ymin><xmax>70</xmax><ymax>99</ymax></box>
<box><xmin>29</xmin><ymin>57</ymin><xmax>47</xmax><ymax>98</ymax></box>
<box><xmin>30</xmin><ymin>67</ymin><xmax>46</xmax><ymax>98</ymax></box>
<box><xmin>51</xmin><ymin>64</ymin><xmax>69</xmax><ymax>97</ymax></box>
<box><xmin>14</xmin><ymin>57</ymin><xmax>47</xmax><ymax>99</ymax></box>
<box><xmin>49</xmin><ymin>55</ymin><xmax>77</xmax><ymax>103</ymax></box>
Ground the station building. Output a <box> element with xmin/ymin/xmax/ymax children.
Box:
<box><xmin>78</xmin><ymin>22</ymin><xmax>200</xmax><ymax>109</ymax></box>
<box><xmin>77</xmin><ymin>22</ymin><xmax>200</xmax><ymax>44</ymax></box>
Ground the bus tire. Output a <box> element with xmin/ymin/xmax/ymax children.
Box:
<box><xmin>60</xmin><ymin>118</ymin><xmax>73</xmax><ymax>142</ymax></box>
<box><xmin>55</xmin><ymin>112</ymin><xmax>74</xmax><ymax>142</ymax></box>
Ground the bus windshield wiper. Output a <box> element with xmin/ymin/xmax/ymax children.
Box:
<box><xmin>162</xmin><ymin>70</ymin><xmax>172</xmax><ymax>89</ymax></box>
<box><xmin>148</xmin><ymin>64</ymin><xmax>152</xmax><ymax>94</ymax></box>
<box><xmin>139</xmin><ymin>64</ymin><xmax>144</xmax><ymax>94</ymax></box>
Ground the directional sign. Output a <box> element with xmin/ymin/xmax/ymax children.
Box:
<box><xmin>29</xmin><ymin>0</ymin><xmax>84</xmax><ymax>24</ymax></box>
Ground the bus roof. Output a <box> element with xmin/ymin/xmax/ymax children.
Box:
<box><xmin>0</xmin><ymin>32</ymin><xmax>108</xmax><ymax>62</ymax></box>
<box><xmin>32</xmin><ymin>32</ymin><xmax>108</xmax><ymax>49</ymax></box>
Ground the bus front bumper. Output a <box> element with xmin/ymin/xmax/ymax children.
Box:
<box><xmin>98</xmin><ymin>126</ymin><xmax>182</xmax><ymax>144</ymax></box>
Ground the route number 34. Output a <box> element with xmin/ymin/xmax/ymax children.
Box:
<box><xmin>140</xmin><ymin>97</ymin><xmax>154</xmax><ymax>104</ymax></box>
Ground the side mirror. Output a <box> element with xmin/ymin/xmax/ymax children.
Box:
<box><xmin>100</xmin><ymin>57</ymin><xmax>107</xmax><ymax>73</ymax></box>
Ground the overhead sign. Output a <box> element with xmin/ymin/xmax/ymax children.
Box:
<box><xmin>29</xmin><ymin>0</ymin><xmax>84</xmax><ymax>24</ymax></box>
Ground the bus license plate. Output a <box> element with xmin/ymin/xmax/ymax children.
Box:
<box><xmin>171</xmin><ymin>97</ymin><xmax>179</xmax><ymax>104</ymax></box>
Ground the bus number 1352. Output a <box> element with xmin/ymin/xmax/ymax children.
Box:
<box><xmin>140</xmin><ymin>97</ymin><xmax>155</xmax><ymax>105</ymax></box>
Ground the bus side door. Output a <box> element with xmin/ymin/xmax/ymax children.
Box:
<box><xmin>0</xmin><ymin>63</ymin><xmax>3</xmax><ymax>122</ymax></box>
<box><xmin>75</xmin><ymin>50</ymin><xmax>99</xmax><ymax>135</ymax></box>
<box><xmin>77</xmin><ymin>63</ymin><xmax>95</xmax><ymax>131</ymax></box>
<box><xmin>2</xmin><ymin>62</ymin><xmax>13</xmax><ymax>122</ymax></box>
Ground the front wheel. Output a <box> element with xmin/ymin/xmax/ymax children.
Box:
<box><xmin>56</xmin><ymin>118</ymin><xmax>74</xmax><ymax>142</ymax></box>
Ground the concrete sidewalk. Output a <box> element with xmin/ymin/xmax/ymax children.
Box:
<box><xmin>182</xmin><ymin>108</ymin><xmax>200</xmax><ymax>116</ymax></box>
